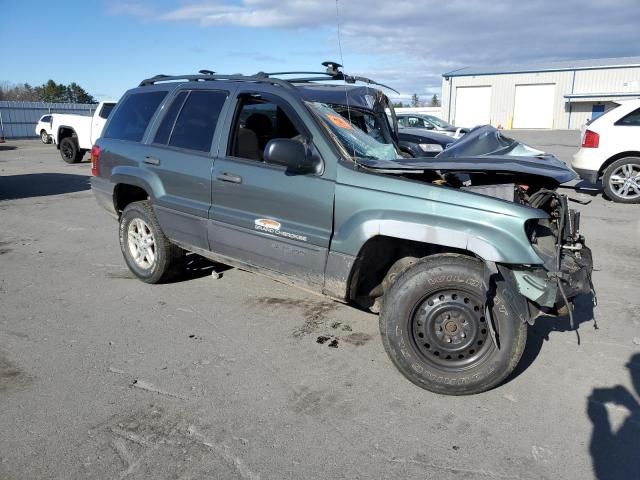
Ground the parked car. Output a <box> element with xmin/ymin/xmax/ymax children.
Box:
<box><xmin>51</xmin><ymin>101</ymin><xmax>116</xmax><ymax>163</ymax></box>
<box><xmin>397</xmin><ymin>113</ymin><xmax>468</xmax><ymax>138</ymax></box>
<box><xmin>397</xmin><ymin>127</ymin><xmax>455</xmax><ymax>157</ymax></box>
<box><xmin>572</xmin><ymin>99</ymin><xmax>640</xmax><ymax>203</ymax></box>
<box><xmin>35</xmin><ymin>114</ymin><xmax>54</xmax><ymax>143</ymax></box>
<box><xmin>91</xmin><ymin>64</ymin><xmax>594</xmax><ymax>396</ymax></box>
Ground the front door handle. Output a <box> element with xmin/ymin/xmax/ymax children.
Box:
<box><xmin>144</xmin><ymin>156</ymin><xmax>160</xmax><ymax>166</ymax></box>
<box><xmin>216</xmin><ymin>172</ymin><xmax>243</xmax><ymax>184</ymax></box>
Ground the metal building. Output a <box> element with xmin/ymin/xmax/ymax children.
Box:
<box><xmin>440</xmin><ymin>56</ymin><xmax>640</xmax><ymax>130</ymax></box>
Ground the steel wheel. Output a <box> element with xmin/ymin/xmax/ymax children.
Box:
<box><xmin>607</xmin><ymin>163</ymin><xmax>640</xmax><ymax>200</ymax></box>
<box><xmin>127</xmin><ymin>218</ymin><xmax>156</xmax><ymax>270</ymax></box>
<box><xmin>410</xmin><ymin>288</ymin><xmax>492</xmax><ymax>370</ymax></box>
<box><xmin>379</xmin><ymin>254</ymin><xmax>528</xmax><ymax>395</ymax></box>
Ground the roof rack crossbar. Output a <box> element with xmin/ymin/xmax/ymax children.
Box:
<box><xmin>258</xmin><ymin>71</ymin><xmax>335</xmax><ymax>77</ymax></box>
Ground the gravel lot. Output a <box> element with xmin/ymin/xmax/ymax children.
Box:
<box><xmin>1</xmin><ymin>135</ymin><xmax>638</xmax><ymax>479</ymax></box>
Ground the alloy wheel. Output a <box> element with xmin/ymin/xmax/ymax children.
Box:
<box><xmin>127</xmin><ymin>218</ymin><xmax>156</xmax><ymax>269</ymax></box>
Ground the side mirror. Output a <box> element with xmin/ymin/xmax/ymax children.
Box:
<box><xmin>264</xmin><ymin>138</ymin><xmax>318</xmax><ymax>174</ymax></box>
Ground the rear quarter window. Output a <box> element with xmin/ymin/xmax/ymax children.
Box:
<box><xmin>103</xmin><ymin>91</ymin><xmax>167</xmax><ymax>142</ymax></box>
<box><xmin>98</xmin><ymin>103</ymin><xmax>116</xmax><ymax>119</ymax></box>
<box><xmin>615</xmin><ymin>107</ymin><xmax>640</xmax><ymax>126</ymax></box>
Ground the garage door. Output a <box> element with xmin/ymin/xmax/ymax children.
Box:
<box><xmin>512</xmin><ymin>84</ymin><xmax>555</xmax><ymax>129</ymax></box>
<box><xmin>454</xmin><ymin>86</ymin><xmax>491</xmax><ymax>128</ymax></box>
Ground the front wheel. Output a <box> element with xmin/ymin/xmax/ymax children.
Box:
<box><xmin>379</xmin><ymin>254</ymin><xmax>527</xmax><ymax>395</ymax></box>
<box><xmin>119</xmin><ymin>201</ymin><xmax>184</xmax><ymax>284</ymax></box>
<box><xmin>603</xmin><ymin>157</ymin><xmax>640</xmax><ymax>203</ymax></box>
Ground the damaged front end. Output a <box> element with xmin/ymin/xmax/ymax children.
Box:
<box><xmin>509</xmin><ymin>189</ymin><xmax>595</xmax><ymax>323</ymax></box>
<box><xmin>309</xmin><ymin>98</ymin><xmax>595</xmax><ymax>323</ymax></box>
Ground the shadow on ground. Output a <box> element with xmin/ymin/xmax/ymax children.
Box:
<box><xmin>507</xmin><ymin>293</ymin><xmax>597</xmax><ymax>382</ymax></box>
<box><xmin>0</xmin><ymin>145</ymin><xmax>17</xmax><ymax>151</ymax></box>
<box><xmin>588</xmin><ymin>353</ymin><xmax>640</xmax><ymax>479</ymax></box>
<box><xmin>0</xmin><ymin>173</ymin><xmax>90</xmax><ymax>200</ymax></box>
<box><xmin>175</xmin><ymin>253</ymin><xmax>233</xmax><ymax>283</ymax></box>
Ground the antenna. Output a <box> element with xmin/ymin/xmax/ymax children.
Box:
<box><xmin>335</xmin><ymin>0</ymin><xmax>356</xmax><ymax>160</ymax></box>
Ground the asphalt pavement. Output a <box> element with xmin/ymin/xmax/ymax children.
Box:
<box><xmin>0</xmin><ymin>136</ymin><xmax>638</xmax><ymax>479</ymax></box>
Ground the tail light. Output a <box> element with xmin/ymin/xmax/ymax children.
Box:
<box><xmin>91</xmin><ymin>145</ymin><xmax>101</xmax><ymax>176</ymax></box>
<box><xmin>582</xmin><ymin>130</ymin><xmax>599</xmax><ymax>148</ymax></box>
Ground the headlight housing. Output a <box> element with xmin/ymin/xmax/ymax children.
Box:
<box><xmin>418</xmin><ymin>143</ymin><xmax>443</xmax><ymax>153</ymax></box>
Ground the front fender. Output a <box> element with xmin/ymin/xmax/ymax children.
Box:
<box><xmin>331</xmin><ymin>168</ymin><xmax>546</xmax><ymax>265</ymax></box>
<box><xmin>331</xmin><ymin>213</ymin><xmax>542</xmax><ymax>264</ymax></box>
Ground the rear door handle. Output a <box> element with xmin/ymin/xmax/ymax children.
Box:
<box><xmin>144</xmin><ymin>156</ymin><xmax>160</xmax><ymax>166</ymax></box>
<box><xmin>216</xmin><ymin>172</ymin><xmax>243</xmax><ymax>184</ymax></box>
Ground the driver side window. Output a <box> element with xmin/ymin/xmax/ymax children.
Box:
<box><xmin>229</xmin><ymin>97</ymin><xmax>301</xmax><ymax>161</ymax></box>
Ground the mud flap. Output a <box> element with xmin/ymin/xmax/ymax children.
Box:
<box><xmin>483</xmin><ymin>261</ymin><xmax>501</xmax><ymax>350</ymax></box>
<box><xmin>484</xmin><ymin>261</ymin><xmax>534</xmax><ymax>350</ymax></box>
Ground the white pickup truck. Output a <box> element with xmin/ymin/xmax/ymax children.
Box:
<box><xmin>52</xmin><ymin>101</ymin><xmax>116</xmax><ymax>163</ymax></box>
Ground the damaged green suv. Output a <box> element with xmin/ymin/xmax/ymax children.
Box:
<box><xmin>91</xmin><ymin>62</ymin><xmax>595</xmax><ymax>395</ymax></box>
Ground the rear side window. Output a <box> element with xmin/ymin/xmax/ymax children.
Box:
<box><xmin>98</xmin><ymin>103</ymin><xmax>115</xmax><ymax>119</ymax></box>
<box><xmin>104</xmin><ymin>91</ymin><xmax>167</xmax><ymax>142</ymax></box>
<box><xmin>167</xmin><ymin>90</ymin><xmax>227</xmax><ymax>152</ymax></box>
<box><xmin>153</xmin><ymin>91</ymin><xmax>189</xmax><ymax>145</ymax></box>
<box><xmin>41</xmin><ymin>115</ymin><xmax>51</xmax><ymax>122</ymax></box>
<box><xmin>615</xmin><ymin>107</ymin><xmax>640</xmax><ymax>126</ymax></box>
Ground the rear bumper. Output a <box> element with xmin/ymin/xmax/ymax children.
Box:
<box><xmin>572</xmin><ymin>167</ymin><xmax>599</xmax><ymax>184</ymax></box>
<box><xmin>571</xmin><ymin>148</ymin><xmax>603</xmax><ymax>183</ymax></box>
<box><xmin>90</xmin><ymin>177</ymin><xmax>117</xmax><ymax>219</ymax></box>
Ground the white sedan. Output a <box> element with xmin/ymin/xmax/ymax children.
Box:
<box><xmin>572</xmin><ymin>99</ymin><xmax>640</xmax><ymax>203</ymax></box>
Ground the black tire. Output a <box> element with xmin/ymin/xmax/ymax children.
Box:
<box><xmin>40</xmin><ymin>130</ymin><xmax>51</xmax><ymax>144</ymax></box>
<box><xmin>379</xmin><ymin>254</ymin><xmax>527</xmax><ymax>395</ymax></box>
<box><xmin>602</xmin><ymin>157</ymin><xmax>640</xmax><ymax>204</ymax></box>
<box><xmin>119</xmin><ymin>201</ymin><xmax>184</xmax><ymax>284</ymax></box>
<box><xmin>59</xmin><ymin>137</ymin><xmax>84</xmax><ymax>163</ymax></box>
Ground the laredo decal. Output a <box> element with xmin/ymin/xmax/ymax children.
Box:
<box><xmin>254</xmin><ymin>218</ymin><xmax>282</xmax><ymax>231</ymax></box>
<box><xmin>254</xmin><ymin>218</ymin><xmax>307</xmax><ymax>242</ymax></box>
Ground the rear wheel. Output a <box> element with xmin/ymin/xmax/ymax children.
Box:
<box><xmin>119</xmin><ymin>201</ymin><xmax>184</xmax><ymax>284</ymax></box>
<box><xmin>40</xmin><ymin>130</ymin><xmax>50</xmax><ymax>144</ymax></box>
<box><xmin>603</xmin><ymin>157</ymin><xmax>640</xmax><ymax>203</ymax></box>
<box><xmin>379</xmin><ymin>254</ymin><xmax>527</xmax><ymax>395</ymax></box>
<box><xmin>59</xmin><ymin>137</ymin><xmax>84</xmax><ymax>163</ymax></box>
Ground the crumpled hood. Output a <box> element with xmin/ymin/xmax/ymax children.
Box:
<box><xmin>361</xmin><ymin>125</ymin><xmax>577</xmax><ymax>185</ymax></box>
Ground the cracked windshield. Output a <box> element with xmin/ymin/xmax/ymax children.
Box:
<box><xmin>308</xmin><ymin>102</ymin><xmax>401</xmax><ymax>161</ymax></box>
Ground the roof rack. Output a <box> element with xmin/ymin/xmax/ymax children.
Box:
<box><xmin>139</xmin><ymin>61</ymin><xmax>399</xmax><ymax>94</ymax></box>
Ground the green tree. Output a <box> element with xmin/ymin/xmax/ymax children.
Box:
<box><xmin>411</xmin><ymin>93</ymin><xmax>420</xmax><ymax>108</ymax></box>
<box><xmin>0</xmin><ymin>79</ymin><xmax>97</xmax><ymax>103</ymax></box>
<box><xmin>37</xmin><ymin>80</ymin><xmax>67</xmax><ymax>103</ymax></box>
<box><xmin>430</xmin><ymin>94</ymin><xmax>440</xmax><ymax>107</ymax></box>
<box><xmin>65</xmin><ymin>82</ymin><xmax>96</xmax><ymax>103</ymax></box>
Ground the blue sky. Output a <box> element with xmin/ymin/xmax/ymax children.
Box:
<box><xmin>2</xmin><ymin>0</ymin><xmax>639</xmax><ymax>102</ymax></box>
